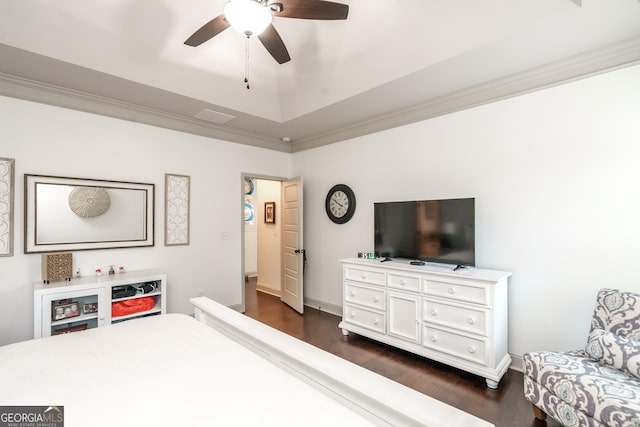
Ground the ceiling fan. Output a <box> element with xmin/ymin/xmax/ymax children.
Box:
<box><xmin>184</xmin><ymin>0</ymin><xmax>349</xmax><ymax>64</ymax></box>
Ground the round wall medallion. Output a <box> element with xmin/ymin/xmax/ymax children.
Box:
<box><xmin>68</xmin><ymin>187</ymin><xmax>111</xmax><ymax>218</ymax></box>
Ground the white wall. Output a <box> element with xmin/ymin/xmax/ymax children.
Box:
<box><xmin>0</xmin><ymin>96</ymin><xmax>290</xmax><ymax>346</ymax></box>
<box><xmin>257</xmin><ymin>179</ymin><xmax>282</xmax><ymax>295</ymax></box>
<box><xmin>2</xmin><ymin>64</ymin><xmax>639</xmax><ymax>360</ymax></box>
<box><xmin>292</xmin><ymin>64</ymin><xmax>640</xmax><ymax>360</ymax></box>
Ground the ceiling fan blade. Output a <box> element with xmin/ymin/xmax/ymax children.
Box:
<box><xmin>184</xmin><ymin>15</ymin><xmax>230</xmax><ymax>47</ymax></box>
<box><xmin>272</xmin><ymin>0</ymin><xmax>349</xmax><ymax>20</ymax></box>
<box><xmin>258</xmin><ymin>24</ymin><xmax>291</xmax><ymax>64</ymax></box>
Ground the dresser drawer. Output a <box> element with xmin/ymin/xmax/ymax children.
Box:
<box><xmin>423</xmin><ymin>326</ymin><xmax>487</xmax><ymax>366</ymax></box>
<box><xmin>423</xmin><ymin>299</ymin><xmax>487</xmax><ymax>336</ymax></box>
<box><xmin>344</xmin><ymin>267</ymin><xmax>385</xmax><ymax>287</ymax></box>
<box><xmin>345</xmin><ymin>283</ymin><xmax>386</xmax><ymax>311</ymax></box>
<box><xmin>387</xmin><ymin>273</ymin><xmax>420</xmax><ymax>293</ymax></box>
<box><xmin>344</xmin><ymin>304</ymin><xmax>385</xmax><ymax>334</ymax></box>
<box><xmin>423</xmin><ymin>279</ymin><xmax>487</xmax><ymax>305</ymax></box>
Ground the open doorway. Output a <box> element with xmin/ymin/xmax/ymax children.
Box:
<box><xmin>240</xmin><ymin>174</ymin><xmax>304</xmax><ymax>314</ymax></box>
<box><xmin>243</xmin><ymin>177</ymin><xmax>282</xmax><ymax>300</ymax></box>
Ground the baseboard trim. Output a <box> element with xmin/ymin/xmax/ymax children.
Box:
<box><xmin>510</xmin><ymin>354</ymin><xmax>523</xmax><ymax>373</ymax></box>
<box><xmin>256</xmin><ymin>284</ymin><xmax>281</xmax><ymax>297</ymax></box>
<box><xmin>228</xmin><ymin>304</ymin><xmax>242</xmax><ymax>312</ymax></box>
<box><xmin>303</xmin><ymin>297</ymin><xmax>342</xmax><ymax>317</ymax></box>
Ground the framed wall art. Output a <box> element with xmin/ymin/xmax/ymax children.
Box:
<box><xmin>264</xmin><ymin>202</ymin><xmax>275</xmax><ymax>224</ymax></box>
<box><xmin>24</xmin><ymin>174</ymin><xmax>155</xmax><ymax>253</ymax></box>
<box><xmin>165</xmin><ymin>173</ymin><xmax>190</xmax><ymax>246</ymax></box>
<box><xmin>0</xmin><ymin>157</ymin><xmax>15</xmax><ymax>257</ymax></box>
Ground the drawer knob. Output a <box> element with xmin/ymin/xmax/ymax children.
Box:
<box><xmin>399</xmin><ymin>279</ymin><xmax>406</xmax><ymax>285</ymax></box>
<box><xmin>431</xmin><ymin>309</ymin><xmax>438</xmax><ymax>316</ymax></box>
<box><xmin>430</xmin><ymin>335</ymin><xmax>438</xmax><ymax>342</ymax></box>
<box><xmin>349</xmin><ymin>312</ymin><xmax>355</xmax><ymax>318</ymax></box>
<box><xmin>349</xmin><ymin>291</ymin><xmax>355</xmax><ymax>297</ymax></box>
<box><xmin>373</xmin><ymin>296</ymin><xmax>379</xmax><ymax>302</ymax></box>
<box><xmin>373</xmin><ymin>318</ymin><xmax>379</xmax><ymax>325</ymax></box>
<box><xmin>448</xmin><ymin>287</ymin><xmax>455</xmax><ymax>294</ymax></box>
<box><xmin>361</xmin><ymin>273</ymin><xmax>367</xmax><ymax>279</ymax></box>
<box><xmin>467</xmin><ymin>317</ymin><xmax>476</xmax><ymax>325</ymax></box>
<box><xmin>468</xmin><ymin>346</ymin><xmax>476</xmax><ymax>354</ymax></box>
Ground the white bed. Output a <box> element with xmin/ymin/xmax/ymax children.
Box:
<box><xmin>0</xmin><ymin>297</ymin><xmax>493</xmax><ymax>427</ymax></box>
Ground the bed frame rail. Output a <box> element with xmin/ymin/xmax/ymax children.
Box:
<box><xmin>191</xmin><ymin>297</ymin><xmax>493</xmax><ymax>427</ymax></box>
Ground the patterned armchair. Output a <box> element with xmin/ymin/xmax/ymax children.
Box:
<box><xmin>523</xmin><ymin>289</ymin><xmax>640</xmax><ymax>426</ymax></box>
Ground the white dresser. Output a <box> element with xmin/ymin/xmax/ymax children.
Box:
<box><xmin>339</xmin><ymin>258</ymin><xmax>511</xmax><ymax>388</ymax></box>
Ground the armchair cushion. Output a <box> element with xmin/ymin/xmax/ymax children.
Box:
<box><xmin>523</xmin><ymin>350</ymin><xmax>640</xmax><ymax>426</ymax></box>
<box><xmin>585</xmin><ymin>328</ymin><xmax>640</xmax><ymax>379</ymax></box>
<box><xmin>524</xmin><ymin>289</ymin><xmax>640</xmax><ymax>426</ymax></box>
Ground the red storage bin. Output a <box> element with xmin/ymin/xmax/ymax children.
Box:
<box><xmin>112</xmin><ymin>296</ymin><xmax>155</xmax><ymax>317</ymax></box>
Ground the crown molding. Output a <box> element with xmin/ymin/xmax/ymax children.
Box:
<box><xmin>0</xmin><ymin>36</ymin><xmax>638</xmax><ymax>154</ymax></box>
<box><xmin>290</xmin><ymin>37</ymin><xmax>640</xmax><ymax>153</ymax></box>
<box><xmin>0</xmin><ymin>72</ymin><xmax>292</xmax><ymax>153</ymax></box>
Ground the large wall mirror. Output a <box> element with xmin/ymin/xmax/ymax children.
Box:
<box><xmin>25</xmin><ymin>174</ymin><xmax>155</xmax><ymax>253</ymax></box>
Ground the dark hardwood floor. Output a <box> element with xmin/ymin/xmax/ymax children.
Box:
<box><xmin>243</xmin><ymin>278</ymin><xmax>560</xmax><ymax>427</ymax></box>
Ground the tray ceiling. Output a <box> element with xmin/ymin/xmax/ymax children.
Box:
<box><xmin>0</xmin><ymin>0</ymin><xmax>639</xmax><ymax>152</ymax></box>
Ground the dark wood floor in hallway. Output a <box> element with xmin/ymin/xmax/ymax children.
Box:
<box><xmin>243</xmin><ymin>278</ymin><xmax>559</xmax><ymax>427</ymax></box>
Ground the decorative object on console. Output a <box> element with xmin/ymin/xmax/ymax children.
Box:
<box><xmin>357</xmin><ymin>252</ymin><xmax>375</xmax><ymax>259</ymax></box>
<box><xmin>68</xmin><ymin>186</ymin><xmax>110</xmax><ymax>218</ymax></box>
<box><xmin>134</xmin><ymin>281</ymin><xmax>157</xmax><ymax>294</ymax></box>
<box><xmin>0</xmin><ymin>157</ymin><xmax>14</xmax><ymax>257</ymax></box>
<box><xmin>52</xmin><ymin>323</ymin><xmax>87</xmax><ymax>335</ymax></box>
<box><xmin>112</xmin><ymin>296</ymin><xmax>155</xmax><ymax>317</ymax></box>
<box><xmin>325</xmin><ymin>184</ymin><xmax>356</xmax><ymax>224</ymax></box>
<box><xmin>112</xmin><ymin>285</ymin><xmax>137</xmax><ymax>299</ymax></box>
<box><xmin>82</xmin><ymin>302</ymin><xmax>98</xmax><ymax>314</ymax></box>
<box><xmin>52</xmin><ymin>301</ymin><xmax>79</xmax><ymax>321</ymax></box>
<box><xmin>24</xmin><ymin>174</ymin><xmax>155</xmax><ymax>253</ymax></box>
<box><xmin>264</xmin><ymin>201</ymin><xmax>275</xmax><ymax>224</ymax></box>
<box><xmin>164</xmin><ymin>173</ymin><xmax>190</xmax><ymax>246</ymax></box>
<box><xmin>523</xmin><ymin>288</ymin><xmax>640</xmax><ymax>426</ymax></box>
<box><xmin>42</xmin><ymin>252</ymin><xmax>73</xmax><ymax>284</ymax></box>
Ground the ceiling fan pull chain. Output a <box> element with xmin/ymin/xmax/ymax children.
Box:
<box><xmin>244</xmin><ymin>36</ymin><xmax>250</xmax><ymax>90</ymax></box>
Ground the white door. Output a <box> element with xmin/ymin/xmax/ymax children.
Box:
<box><xmin>281</xmin><ymin>177</ymin><xmax>304</xmax><ymax>313</ymax></box>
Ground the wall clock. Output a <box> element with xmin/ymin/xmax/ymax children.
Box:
<box><xmin>325</xmin><ymin>184</ymin><xmax>356</xmax><ymax>224</ymax></box>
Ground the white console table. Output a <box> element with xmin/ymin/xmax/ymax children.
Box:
<box><xmin>34</xmin><ymin>270</ymin><xmax>166</xmax><ymax>338</ymax></box>
<box><xmin>339</xmin><ymin>258</ymin><xmax>511</xmax><ymax>388</ymax></box>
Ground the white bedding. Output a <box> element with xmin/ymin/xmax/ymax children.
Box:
<box><xmin>0</xmin><ymin>314</ymin><xmax>374</xmax><ymax>427</ymax></box>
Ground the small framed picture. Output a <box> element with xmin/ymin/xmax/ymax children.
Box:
<box><xmin>52</xmin><ymin>301</ymin><xmax>80</xmax><ymax>321</ymax></box>
<box><xmin>264</xmin><ymin>202</ymin><xmax>276</xmax><ymax>224</ymax></box>
<box><xmin>82</xmin><ymin>302</ymin><xmax>98</xmax><ymax>314</ymax></box>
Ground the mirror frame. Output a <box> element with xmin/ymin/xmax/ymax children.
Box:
<box><xmin>24</xmin><ymin>174</ymin><xmax>155</xmax><ymax>253</ymax></box>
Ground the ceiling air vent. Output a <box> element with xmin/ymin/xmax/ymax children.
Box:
<box><xmin>193</xmin><ymin>109</ymin><xmax>236</xmax><ymax>125</ymax></box>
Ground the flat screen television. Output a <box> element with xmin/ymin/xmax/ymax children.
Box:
<box><xmin>374</xmin><ymin>198</ymin><xmax>475</xmax><ymax>266</ymax></box>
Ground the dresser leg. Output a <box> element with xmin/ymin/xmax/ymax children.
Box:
<box><xmin>341</xmin><ymin>329</ymin><xmax>349</xmax><ymax>336</ymax></box>
<box><xmin>486</xmin><ymin>379</ymin><xmax>499</xmax><ymax>389</ymax></box>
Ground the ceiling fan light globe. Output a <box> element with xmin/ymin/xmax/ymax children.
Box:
<box><xmin>224</xmin><ymin>0</ymin><xmax>272</xmax><ymax>38</ymax></box>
